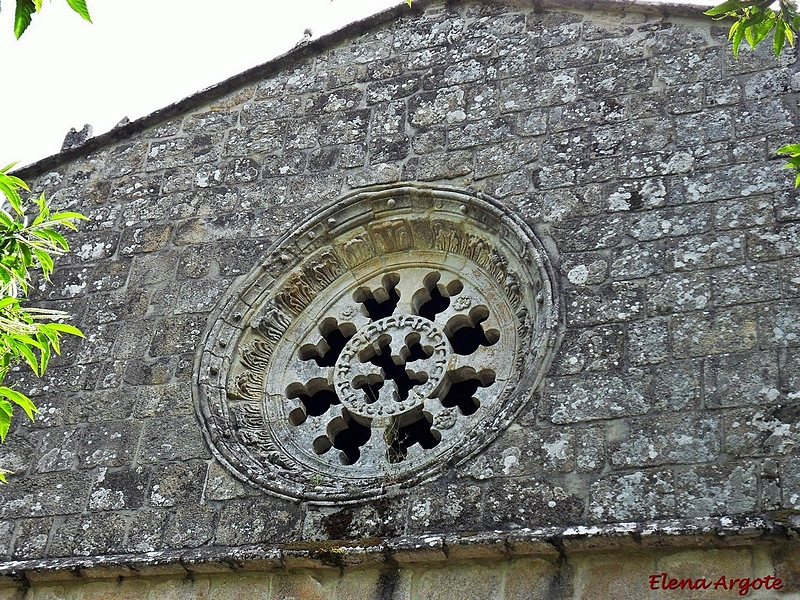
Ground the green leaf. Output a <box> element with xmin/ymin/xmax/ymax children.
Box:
<box><xmin>2</xmin><ymin>174</ymin><xmax>29</xmax><ymax>192</ymax></box>
<box><xmin>784</xmin><ymin>155</ymin><xmax>800</xmax><ymax>167</ymax></box>
<box><xmin>705</xmin><ymin>0</ymin><xmax>744</xmax><ymax>17</ymax></box>
<box><xmin>0</xmin><ymin>297</ymin><xmax>19</xmax><ymax>311</ymax></box>
<box><xmin>0</xmin><ymin>399</ymin><xmax>11</xmax><ymax>442</ymax></box>
<box><xmin>45</xmin><ymin>322</ymin><xmax>84</xmax><ymax>338</ymax></box>
<box><xmin>11</xmin><ymin>339</ymin><xmax>39</xmax><ymax>375</ymax></box>
<box><xmin>0</xmin><ymin>210</ymin><xmax>16</xmax><ymax>230</ymax></box>
<box><xmin>749</xmin><ymin>14</ymin><xmax>775</xmax><ymax>48</ymax></box>
<box><xmin>42</xmin><ymin>229</ymin><xmax>68</xmax><ymax>250</ymax></box>
<box><xmin>0</xmin><ymin>386</ymin><xmax>37</xmax><ymax>421</ymax></box>
<box><xmin>11</xmin><ymin>334</ymin><xmax>44</xmax><ymax>351</ymax></box>
<box><xmin>64</xmin><ymin>0</ymin><xmax>91</xmax><ymax>22</ymax></box>
<box><xmin>36</xmin><ymin>331</ymin><xmax>50</xmax><ymax>373</ymax></box>
<box><xmin>731</xmin><ymin>19</ymin><xmax>747</xmax><ymax>55</ymax></box>
<box><xmin>19</xmin><ymin>244</ymin><xmax>32</xmax><ymax>269</ymax></box>
<box><xmin>13</xmin><ymin>0</ymin><xmax>36</xmax><ymax>39</ymax></box>
<box><xmin>784</xmin><ymin>23</ymin><xmax>794</xmax><ymax>46</ymax></box>
<box><xmin>33</xmin><ymin>247</ymin><xmax>54</xmax><ymax>276</ymax></box>
<box><xmin>0</xmin><ymin>180</ymin><xmax>23</xmax><ymax>215</ymax></box>
<box><xmin>795</xmin><ymin>171</ymin><xmax>800</xmax><ymax>187</ymax></box>
<box><xmin>777</xmin><ymin>143</ymin><xmax>800</xmax><ymax>154</ymax></box>
<box><xmin>37</xmin><ymin>323</ymin><xmax>59</xmax><ymax>346</ymax></box>
<box><xmin>775</xmin><ymin>22</ymin><xmax>787</xmax><ymax>55</ymax></box>
<box><xmin>51</xmin><ymin>211</ymin><xmax>88</xmax><ymax>222</ymax></box>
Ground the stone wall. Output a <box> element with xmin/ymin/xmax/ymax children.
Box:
<box><xmin>1</xmin><ymin>0</ymin><xmax>799</xmax><ymax>596</ymax></box>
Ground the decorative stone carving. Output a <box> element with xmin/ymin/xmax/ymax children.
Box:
<box><xmin>195</xmin><ymin>183</ymin><xmax>561</xmax><ymax>503</ymax></box>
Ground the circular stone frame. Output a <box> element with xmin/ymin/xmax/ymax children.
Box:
<box><xmin>194</xmin><ymin>183</ymin><xmax>562</xmax><ymax>503</ymax></box>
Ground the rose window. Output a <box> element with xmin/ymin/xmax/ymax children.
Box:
<box><xmin>286</xmin><ymin>270</ymin><xmax>498</xmax><ymax>467</ymax></box>
<box><xmin>196</xmin><ymin>184</ymin><xmax>560</xmax><ymax>503</ymax></box>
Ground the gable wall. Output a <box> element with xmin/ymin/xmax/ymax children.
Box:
<box><xmin>1</xmin><ymin>0</ymin><xmax>799</xmax><ymax>596</ymax></box>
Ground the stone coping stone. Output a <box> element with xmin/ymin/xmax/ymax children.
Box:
<box><xmin>1</xmin><ymin>516</ymin><xmax>797</xmax><ymax>585</ymax></box>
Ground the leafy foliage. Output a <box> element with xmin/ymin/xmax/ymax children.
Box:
<box><xmin>0</xmin><ymin>166</ymin><xmax>86</xmax><ymax>482</ymax></box>
<box><xmin>777</xmin><ymin>143</ymin><xmax>800</xmax><ymax>186</ymax></box>
<box><xmin>706</xmin><ymin>0</ymin><xmax>800</xmax><ymax>185</ymax></box>
<box><xmin>705</xmin><ymin>0</ymin><xmax>799</xmax><ymax>57</ymax></box>
<box><xmin>9</xmin><ymin>0</ymin><xmax>91</xmax><ymax>39</ymax></box>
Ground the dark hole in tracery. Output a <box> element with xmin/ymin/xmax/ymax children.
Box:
<box><xmin>328</xmin><ymin>410</ymin><xmax>371</xmax><ymax>465</ymax></box>
<box><xmin>438</xmin><ymin>367</ymin><xmax>495</xmax><ymax>416</ymax></box>
<box><xmin>444</xmin><ymin>306</ymin><xmax>500</xmax><ymax>356</ymax></box>
<box><xmin>358</xmin><ymin>334</ymin><xmax>431</xmax><ymax>401</ymax></box>
<box><xmin>417</xmin><ymin>284</ymin><xmax>449</xmax><ymax>321</ymax></box>
<box><xmin>413</xmin><ymin>272</ymin><xmax>464</xmax><ymax>322</ymax></box>
<box><xmin>354</xmin><ymin>273</ymin><xmax>401</xmax><ymax>321</ymax></box>
<box><xmin>288</xmin><ymin>271</ymin><xmax>504</xmax><ymax>466</ymax></box>
<box><xmin>286</xmin><ymin>379</ymin><xmax>341</xmax><ymax>426</ymax></box>
<box><xmin>297</xmin><ymin>318</ymin><xmax>355</xmax><ymax>368</ymax></box>
<box><xmin>385</xmin><ymin>413</ymin><xmax>441</xmax><ymax>463</ymax></box>
<box><xmin>352</xmin><ymin>373</ymin><xmax>384</xmax><ymax>404</ymax></box>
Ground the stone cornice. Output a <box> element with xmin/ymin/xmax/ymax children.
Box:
<box><xmin>1</xmin><ymin>515</ymin><xmax>797</xmax><ymax>585</ymax></box>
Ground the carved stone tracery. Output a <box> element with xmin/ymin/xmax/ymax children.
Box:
<box><xmin>195</xmin><ymin>184</ymin><xmax>560</xmax><ymax>503</ymax></box>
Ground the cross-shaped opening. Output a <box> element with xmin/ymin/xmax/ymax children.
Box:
<box><xmin>355</xmin><ymin>333</ymin><xmax>432</xmax><ymax>402</ymax></box>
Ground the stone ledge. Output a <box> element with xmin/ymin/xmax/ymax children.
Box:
<box><xmin>1</xmin><ymin>516</ymin><xmax>796</xmax><ymax>585</ymax></box>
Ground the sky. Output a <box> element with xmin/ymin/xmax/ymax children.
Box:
<box><xmin>0</xmin><ymin>0</ymin><xmax>402</xmax><ymax>167</ymax></box>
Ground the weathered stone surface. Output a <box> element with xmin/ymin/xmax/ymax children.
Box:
<box><xmin>145</xmin><ymin>134</ymin><xmax>224</xmax><ymax>171</ymax></box>
<box><xmin>551</xmin><ymin>324</ymin><xmax>623</xmax><ymax>375</ymax></box>
<box><xmin>565</xmin><ymin>282</ymin><xmax>645</xmax><ymax>327</ymax></box>
<box><xmin>408</xmin><ymin>479</ymin><xmax>482</xmax><ymax>534</ymax></box>
<box><xmin>545</xmin><ymin>370</ymin><xmax>651</xmax><ymax>424</ymax></box>
<box><xmin>163</xmin><ymin>504</ymin><xmax>218</xmax><ymax>549</ymax></box>
<box><xmin>303</xmin><ymin>498</ymin><xmax>409</xmax><ymax>541</ymax></box>
<box><xmin>78</xmin><ymin>420</ymin><xmax>142</xmax><ymax>468</ymax></box>
<box><xmin>757</xmin><ymin>302</ymin><xmax>800</xmax><ymax>347</ymax></box>
<box><xmin>589</xmin><ymin>470</ymin><xmax>675</xmax><ymax>522</ymax></box>
<box><xmin>627</xmin><ymin>318</ymin><xmax>669</xmax><ymax>365</ymax></box>
<box><xmin>0</xmin><ymin>471</ymin><xmax>91</xmax><ymax>519</ymax></box>
<box><xmin>124</xmin><ymin>508</ymin><xmax>168</xmax><ymax>553</ymax></box>
<box><xmin>413</xmin><ymin>563</ymin><xmax>503</xmax><ymax>600</ymax></box>
<box><xmin>49</xmin><ymin>512</ymin><xmax>128</xmax><ymax>557</ymax></box>
<box><xmin>484</xmin><ymin>478</ymin><xmax>584</xmax><ymax>529</ymax></box>
<box><xmin>138</xmin><ymin>417</ymin><xmax>208</xmax><ymax>463</ymax></box>
<box><xmin>704</xmin><ymin>351</ymin><xmax>780</xmax><ymax>408</ymax></box>
<box><xmin>146</xmin><ymin>461</ymin><xmax>207</xmax><ymax>508</ymax></box>
<box><xmin>724</xmin><ymin>406</ymin><xmax>800</xmax><ymax>458</ymax></box>
<box><xmin>608</xmin><ymin>414</ymin><xmax>720</xmax><ymax>468</ymax></box>
<box><xmin>675</xmin><ymin>463</ymin><xmax>759</xmax><ymax>517</ymax></box>
<box><xmin>572</xmin><ymin>551</ymin><xmax>655</xmax><ymax>600</ymax></box>
<box><xmin>88</xmin><ymin>467</ymin><xmax>148</xmax><ymax>511</ymax></box>
<box><xmin>646</xmin><ymin>271</ymin><xmax>710</xmax><ymax>315</ymax></box>
<box><xmin>672</xmin><ymin>307</ymin><xmax>758</xmax><ymax>358</ymax></box>
<box><xmin>747</xmin><ymin>223</ymin><xmax>800</xmax><ymax>261</ymax></box>
<box><xmin>215</xmin><ymin>498</ymin><xmax>301</xmax><ymax>546</ymax></box>
<box><xmin>11</xmin><ymin>517</ymin><xmax>52</xmax><ymax>559</ymax></box>
<box><xmin>271</xmin><ymin>572</ymin><xmax>333</xmax><ymax>600</ymax></box>
<box><xmin>0</xmin><ymin>0</ymin><xmax>795</xmax><ymax>583</ymax></box>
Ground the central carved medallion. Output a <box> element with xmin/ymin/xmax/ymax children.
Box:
<box><xmin>333</xmin><ymin>314</ymin><xmax>451</xmax><ymax>425</ymax></box>
<box><xmin>195</xmin><ymin>183</ymin><xmax>561</xmax><ymax>503</ymax></box>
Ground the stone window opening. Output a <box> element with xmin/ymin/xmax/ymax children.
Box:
<box><xmin>285</xmin><ymin>270</ymin><xmax>498</xmax><ymax>467</ymax></box>
<box><xmin>196</xmin><ymin>184</ymin><xmax>559</xmax><ymax>502</ymax></box>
